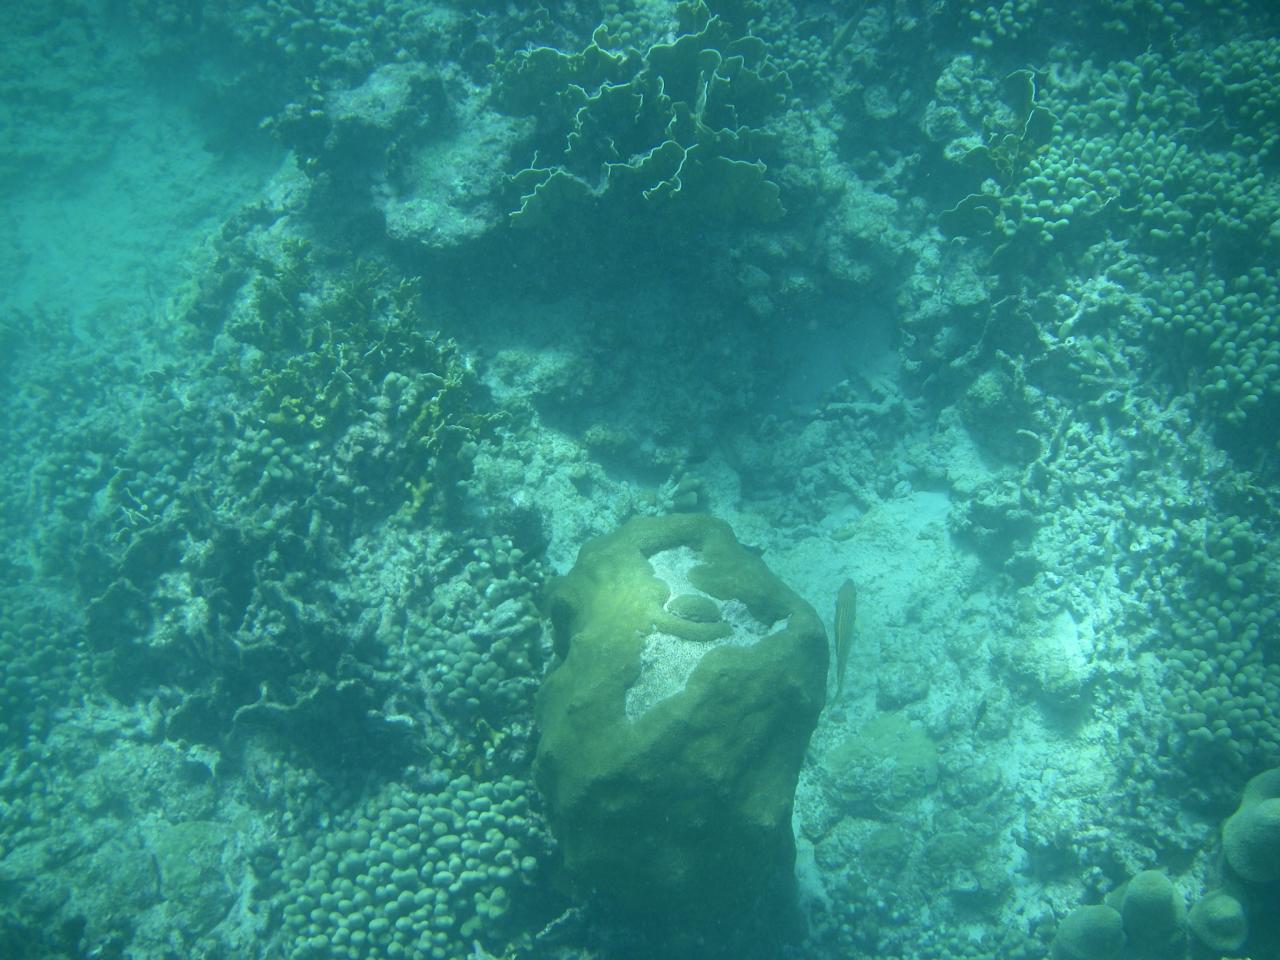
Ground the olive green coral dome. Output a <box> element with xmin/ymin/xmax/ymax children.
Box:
<box><xmin>1188</xmin><ymin>890</ymin><xmax>1249</xmax><ymax>954</ymax></box>
<box><xmin>1051</xmin><ymin>904</ymin><xmax>1126</xmax><ymax>960</ymax></box>
<box><xmin>1223</xmin><ymin>766</ymin><xmax>1280</xmax><ymax>883</ymax></box>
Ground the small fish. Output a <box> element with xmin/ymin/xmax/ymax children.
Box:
<box><xmin>834</xmin><ymin>579</ymin><xmax>857</xmax><ymax>699</ymax></box>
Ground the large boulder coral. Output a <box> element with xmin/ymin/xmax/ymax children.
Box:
<box><xmin>1187</xmin><ymin>890</ymin><xmax>1249</xmax><ymax>954</ymax></box>
<box><xmin>1223</xmin><ymin>766</ymin><xmax>1280</xmax><ymax>883</ymax></box>
<box><xmin>534</xmin><ymin>514</ymin><xmax>827</xmax><ymax>953</ymax></box>
<box><xmin>1115</xmin><ymin>869</ymin><xmax>1186</xmax><ymax>956</ymax></box>
<box><xmin>1051</xmin><ymin>904</ymin><xmax>1125</xmax><ymax>960</ymax></box>
<box><xmin>1185</xmin><ymin>768</ymin><xmax>1280</xmax><ymax>956</ymax></box>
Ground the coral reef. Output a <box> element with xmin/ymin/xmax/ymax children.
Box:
<box><xmin>496</xmin><ymin>0</ymin><xmax>790</xmax><ymax>232</ymax></box>
<box><xmin>5</xmin><ymin>4</ymin><xmax>1280</xmax><ymax>960</ymax></box>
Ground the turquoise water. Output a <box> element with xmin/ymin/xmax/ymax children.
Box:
<box><xmin>2</xmin><ymin>1</ymin><xmax>1278</xmax><ymax>958</ymax></box>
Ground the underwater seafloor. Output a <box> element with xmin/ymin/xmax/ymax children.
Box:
<box><xmin>3</xmin><ymin>1</ymin><xmax>1280</xmax><ymax>958</ymax></box>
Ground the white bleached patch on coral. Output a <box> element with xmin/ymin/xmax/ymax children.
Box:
<box><xmin>625</xmin><ymin>546</ymin><xmax>787</xmax><ymax>720</ymax></box>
